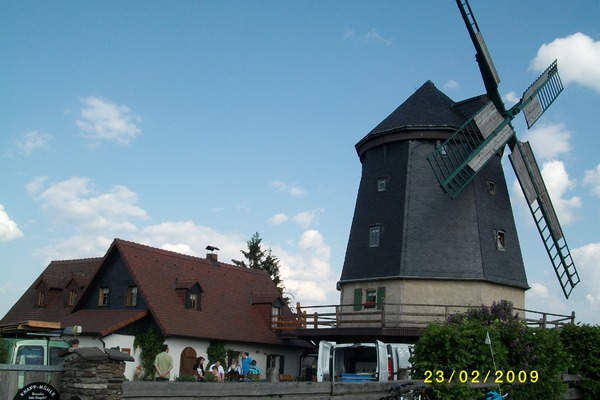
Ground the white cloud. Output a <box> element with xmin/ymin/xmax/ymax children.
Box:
<box><xmin>503</xmin><ymin>91</ymin><xmax>520</xmax><ymax>105</ymax></box>
<box><xmin>443</xmin><ymin>80</ymin><xmax>460</xmax><ymax>90</ymax></box>
<box><xmin>0</xmin><ymin>204</ymin><xmax>24</xmax><ymax>242</ymax></box>
<box><xmin>276</xmin><ymin>230</ymin><xmax>337</xmax><ymax>305</ymax></box>
<box><xmin>523</xmin><ymin>123</ymin><xmax>572</xmax><ymax>160</ymax></box>
<box><xmin>539</xmin><ymin>160</ymin><xmax>581</xmax><ymax>224</ymax></box>
<box><xmin>139</xmin><ymin>221</ymin><xmax>246</xmax><ymax>261</ymax></box>
<box><xmin>530</xmin><ymin>32</ymin><xmax>600</xmax><ymax>92</ymax></box>
<box><xmin>573</xmin><ymin>243</ymin><xmax>600</xmax><ymax>307</ymax></box>
<box><xmin>268</xmin><ymin>213</ymin><xmax>289</xmax><ymax>225</ymax></box>
<box><xmin>583</xmin><ymin>165</ymin><xmax>600</xmax><ymax>198</ymax></box>
<box><xmin>15</xmin><ymin>131</ymin><xmax>53</xmax><ymax>156</ymax></box>
<box><xmin>76</xmin><ymin>97</ymin><xmax>142</xmax><ymax>145</ymax></box>
<box><xmin>293</xmin><ymin>209</ymin><xmax>323</xmax><ymax>228</ymax></box>
<box><xmin>511</xmin><ymin>159</ymin><xmax>580</xmax><ymax>225</ymax></box>
<box><xmin>363</xmin><ymin>28</ymin><xmax>392</xmax><ymax>46</ymax></box>
<box><xmin>528</xmin><ymin>282</ymin><xmax>550</xmax><ymax>299</ymax></box>
<box><xmin>270</xmin><ymin>181</ymin><xmax>306</xmax><ymax>197</ymax></box>
<box><xmin>27</xmin><ymin>176</ymin><xmax>148</xmax><ymax>233</ymax></box>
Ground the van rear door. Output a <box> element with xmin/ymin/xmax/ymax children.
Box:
<box><xmin>393</xmin><ymin>344</ymin><xmax>412</xmax><ymax>379</ymax></box>
<box><xmin>375</xmin><ymin>340</ymin><xmax>389</xmax><ymax>381</ymax></box>
<box><xmin>316</xmin><ymin>341</ymin><xmax>335</xmax><ymax>382</ymax></box>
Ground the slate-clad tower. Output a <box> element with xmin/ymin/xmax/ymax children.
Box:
<box><xmin>338</xmin><ymin>81</ymin><xmax>529</xmax><ymax>314</ymax></box>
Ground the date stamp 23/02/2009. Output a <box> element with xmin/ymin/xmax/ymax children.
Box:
<box><xmin>424</xmin><ymin>370</ymin><xmax>539</xmax><ymax>384</ymax></box>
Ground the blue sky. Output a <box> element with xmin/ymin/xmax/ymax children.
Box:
<box><xmin>2</xmin><ymin>1</ymin><xmax>599</xmax><ymax>325</ymax></box>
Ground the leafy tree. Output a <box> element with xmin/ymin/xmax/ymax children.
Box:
<box><xmin>232</xmin><ymin>232</ymin><xmax>285</xmax><ymax>295</ymax></box>
<box><xmin>133</xmin><ymin>327</ymin><xmax>165</xmax><ymax>380</ymax></box>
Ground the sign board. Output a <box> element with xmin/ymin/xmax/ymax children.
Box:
<box><xmin>13</xmin><ymin>382</ymin><xmax>59</xmax><ymax>400</ymax></box>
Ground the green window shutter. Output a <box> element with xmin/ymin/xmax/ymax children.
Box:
<box><xmin>353</xmin><ymin>288</ymin><xmax>363</xmax><ymax>311</ymax></box>
<box><xmin>376</xmin><ymin>287</ymin><xmax>386</xmax><ymax>309</ymax></box>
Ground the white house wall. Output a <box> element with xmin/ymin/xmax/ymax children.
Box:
<box><xmin>75</xmin><ymin>334</ymin><xmax>305</xmax><ymax>381</ymax></box>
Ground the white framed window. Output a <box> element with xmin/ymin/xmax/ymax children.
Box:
<box><xmin>189</xmin><ymin>293</ymin><xmax>198</xmax><ymax>310</ymax></box>
<box><xmin>364</xmin><ymin>289</ymin><xmax>377</xmax><ymax>308</ymax></box>
<box><xmin>369</xmin><ymin>226</ymin><xmax>381</xmax><ymax>247</ymax></box>
<box><xmin>98</xmin><ymin>287</ymin><xmax>109</xmax><ymax>306</ymax></box>
<box><xmin>496</xmin><ymin>230</ymin><xmax>506</xmax><ymax>251</ymax></box>
<box><xmin>126</xmin><ymin>286</ymin><xmax>138</xmax><ymax>307</ymax></box>
<box><xmin>377</xmin><ymin>177</ymin><xmax>388</xmax><ymax>192</ymax></box>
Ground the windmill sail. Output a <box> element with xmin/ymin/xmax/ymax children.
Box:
<box><xmin>427</xmin><ymin>102</ymin><xmax>514</xmax><ymax>198</ymax></box>
<box><xmin>509</xmin><ymin>141</ymin><xmax>580</xmax><ymax>298</ymax></box>
<box><xmin>521</xmin><ymin>60</ymin><xmax>563</xmax><ymax>128</ymax></box>
<box><xmin>456</xmin><ymin>0</ymin><xmax>504</xmax><ymax>112</ymax></box>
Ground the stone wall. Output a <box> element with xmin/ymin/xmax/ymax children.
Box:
<box><xmin>60</xmin><ymin>347</ymin><xmax>133</xmax><ymax>400</ymax></box>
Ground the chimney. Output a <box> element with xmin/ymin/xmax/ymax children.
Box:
<box><xmin>205</xmin><ymin>245</ymin><xmax>220</xmax><ymax>264</ymax></box>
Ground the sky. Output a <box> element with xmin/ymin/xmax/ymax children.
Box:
<box><xmin>1</xmin><ymin>1</ymin><xmax>599</xmax><ymax>326</ymax></box>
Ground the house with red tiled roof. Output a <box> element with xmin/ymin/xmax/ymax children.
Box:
<box><xmin>1</xmin><ymin>239</ymin><xmax>311</xmax><ymax>380</ymax></box>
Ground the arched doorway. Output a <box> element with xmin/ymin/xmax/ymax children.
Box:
<box><xmin>180</xmin><ymin>347</ymin><xmax>197</xmax><ymax>377</ymax></box>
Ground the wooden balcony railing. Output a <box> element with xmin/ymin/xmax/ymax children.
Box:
<box><xmin>271</xmin><ymin>302</ymin><xmax>575</xmax><ymax>332</ymax></box>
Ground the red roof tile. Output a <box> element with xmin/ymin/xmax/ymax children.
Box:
<box><xmin>112</xmin><ymin>239</ymin><xmax>295</xmax><ymax>345</ymax></box>
<box><xmin>2</xmin><ymin>239</ymin><xmax>302</xmax><ymax>348</ymax></box>
<box><xmin>1</xmin><ymin>258</ymin><xmax>101</xmax><ymax>325</ymax></box>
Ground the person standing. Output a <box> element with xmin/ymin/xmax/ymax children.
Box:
<box><xmin>154</xmin><ymin>344</ymin><xmax>173</xmax><ymax>381</ymax></box>
<box><xmin>241</xmin><ymin>352</ymin><xmax>252</xmax><ymax>376</ymax></box>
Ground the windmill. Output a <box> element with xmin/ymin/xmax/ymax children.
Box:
<box><xmin>427</xmin><ymin>0</ymin><xmax>580</xmax><ymax>298</ymax></box>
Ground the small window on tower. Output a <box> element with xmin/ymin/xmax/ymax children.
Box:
<box><xmin>369</xmin><ymin>226</ymin><xmax>381</xmax><ymax>247</ymax></box>
<box><xmin>496</xmin><ymin>230</ymin><xmax>506</xmax><ymax>251</ymax></box>
<box><xmin>364</xmin><ymin>289</ymin><xmax>377</xmax><ymax>308</ymax></box>
<box><xmin>487</xmin><ymin>180</ymin><xmax>496</xmax><ymax>194</ymax></box>
<box><xmin>436</xmin><ymin>140</ymin><xmax>448</xmax><ymax>156</ymax></box>
<box><xmin>377</xmin><ymin>177</ymin><xmax>388</xmax><ymax>192</ymax></box>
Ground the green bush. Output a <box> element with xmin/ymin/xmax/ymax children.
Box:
<box><xmin>133</xmin><ymin>327</ymin><xmax>165</xmax><ymax>380</ymax></box>
<box><xmin>559</xmin><ymin>323</ymin><xmax>600</xmax><ymax>398</ymax></box>
<box><xmin>411</xmin><ymin>301</ymin><xmax>569</xmax><ymax>400</ymax></box>
<box><xmin>206</xmin><ymin>341</ymin><xmax>228</xmax><ymax>369</ymax></box>
<box><xmin>175</xmin><ymin>373</ymin><xmax>198</xmax><ymax>382</ymax></box>
<box><xmin>0</xmin><ymin>337</ymin><xmax>8</xmax><ymax>363</ymax></box>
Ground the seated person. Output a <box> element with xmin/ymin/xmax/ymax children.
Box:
<box><xmin>247</xmin><ymin>360</ymin><xmax>261</xmax><ymax>381</ymax></box>
<box><xmin>208</xmin><ymin>360</ymin><xmax>225</xmax><ymax>382</ymax></box>
<box><xmin>227</xmin><ymin>358</ymin><xmax>242</xmax><ymax>380</ymax></box>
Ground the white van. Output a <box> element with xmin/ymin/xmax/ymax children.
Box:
<box><xmin>2</xmin><ymin>338</ymin><xmax>70</xmax><ymax>366</ymax></box>
<box><xmin>316</xmin><ymin>340</ymin><xmax>412</xmax><ymax>382</ymax></box>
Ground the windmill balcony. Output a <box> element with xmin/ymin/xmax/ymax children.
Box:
<box><xmin>270</xmin><ymin>302</ymin><xmax>575</xmax><ymax>332</ymax></box>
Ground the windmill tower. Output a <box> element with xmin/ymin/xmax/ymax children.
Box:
<box><xmin>338</xmin><ymin>0</ymin><xmax>579</xmax><ymax>317</ymax></box>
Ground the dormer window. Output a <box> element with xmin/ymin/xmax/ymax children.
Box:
<box><xmin>36</xmin><ymin>290</ymin><xmax>45</xmax><ymax>307</ymax></box>
<box><xmin>189</xmin><ymin>293</ymin><xmax>198</xmax><ymax>310</ymax></box>
<box><xmin>186</xmin><ymin>284</ymin><xmax>203</xmax><ymax>311</ymax></box>
<box><xmin>67</xmin><ymin>290</ymin><xmax>77</xmax><ymax>306</ymax></box>
<box><xmin>271</xmin><ymin>299</ymin><xmax>283</xmax><ymax>329</ymax></box>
